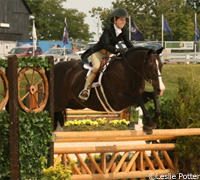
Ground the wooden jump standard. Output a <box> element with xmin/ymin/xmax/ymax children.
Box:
<box><xmin>53</xmin><ymin>128</ymin><xmax>200</xmax><ymax>180</ymax></box>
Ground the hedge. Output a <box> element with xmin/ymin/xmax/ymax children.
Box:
<box><xmin>0</xmin><ymin>110</ymin><xmax>52</xmax><ymax>180</ymax></box>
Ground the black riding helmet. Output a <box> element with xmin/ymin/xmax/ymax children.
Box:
<box><xmin>110</xmin><ymin>7</ymin><xmax>128</xmax><ymax>22</ymax></box>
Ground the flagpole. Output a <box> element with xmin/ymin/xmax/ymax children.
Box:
<box><xmin>33</xmin><ymin>20</ymin><xmax>35</xmax><ymax>56</ymax></box>
<box><xmin>129</xmin><ymin>16</ymin><xmax>131</xmax><ymax>40</ymax></box>
<box><xmin>32</xmin><ymin>20</ymin><xmax>37</xmax><ymax>57</ymax></box>
<box><xmin>195</xmin><ymin>13</ymin><xmax>197</xmax><ymax>58</ymax></box>
<box><xmin>64</xmin><ymin>18</ymin><xmax>66</xmax><ymax>61</ymax></box>
<box><xmin>162</xmin><ymin>14</ymin><xmax>164</xmax><ymax>48</ymax></box>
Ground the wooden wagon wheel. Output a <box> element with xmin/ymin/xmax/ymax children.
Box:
<box><xmin>18</xmin><ymin>67</ymin><xmax>49</xmax><ymax>112</ymax></box>
<box><xmin>0</xmin><ymin>70</ymin><xmax>9</xmax><ymax>111</ymax></box>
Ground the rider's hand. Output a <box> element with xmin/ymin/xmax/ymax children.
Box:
<box><xmin>115</xmin><ymin>48</ymin><xmax>125</xmax><ymax>57</ymax></box>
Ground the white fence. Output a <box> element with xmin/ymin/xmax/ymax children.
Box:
<box><xmin>161</xmin><ymin>52</ymin><xmax>200</xmax><ymax>63</ymax></box>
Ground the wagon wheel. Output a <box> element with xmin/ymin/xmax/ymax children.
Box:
<box><xmin>18</xmin><ymin>67</ymin><xmax>49</xmax><ymax>112</ymax></box>
<box><xmin>0</xmin><ymin>70</ymin><xmax>9</xmax><ymax>111</ymax></box>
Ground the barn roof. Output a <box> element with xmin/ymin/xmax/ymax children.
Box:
<box><xmin>23</xmin><ymin>0</ymin><xmax>32</xmax><ymax>14</ymax></box>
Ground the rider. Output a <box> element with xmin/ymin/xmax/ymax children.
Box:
<box><xmin>79</xmin><ymin>7</ymin><xmax>134</xmax><ymax>101</ymax></box>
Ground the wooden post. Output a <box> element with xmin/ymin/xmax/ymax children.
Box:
<box><xmin>8</xmin><ymin>55</ymin><xmax>20</xmax><ymax>180</ymax></box>
<box><xmin>45</xmin><ymin>56</ymin><xmax>54</xmax><ymax>165</ymax></box>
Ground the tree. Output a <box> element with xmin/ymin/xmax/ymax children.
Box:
<box><xmin>90</xmin><ymin>0</ymin><xmax>196</xmax><ymax>41</ymax></box>
<box><xmin>26</xmin><ymin>0</ymin><xmax>93</xmax><ymax>41</ymax></box>
<box><xmin>187</xmin><ymin>0</ymin><xmax>200</xmax><ymax>12</ymax></box>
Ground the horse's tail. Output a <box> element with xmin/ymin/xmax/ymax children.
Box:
<box><xmin>54</xmin><ymin>110</ymin><xmax>66</xmax><ymax>131</ymax></box>
<box><xmin>62</xmin><ymin>109</ymin><xmax>67</xmax><ymax>122</ymax></box>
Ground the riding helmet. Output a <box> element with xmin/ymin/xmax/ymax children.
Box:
<box><xmin>110</xmin><ymin>7</ymin><xmax>128</xmax><ymax>19</ymax></box>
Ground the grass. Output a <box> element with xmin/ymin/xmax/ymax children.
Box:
<box><xmin>146</xmin><ymin>64</ymin><xmax>200</xmax><ymax>100</ymax></box>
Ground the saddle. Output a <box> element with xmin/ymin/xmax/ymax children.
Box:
<box><xmin>83</xmin><ymin>51</ymin><xmax>125</xmax><ymax>86</ymax></box>
<box><xmin>83</xmin><ymin>56</ymin><xmax>114</xmax><ymax>87</ymax></box>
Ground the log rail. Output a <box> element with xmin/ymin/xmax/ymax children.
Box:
<box><xmin>53</xmin><ymin>128</ymin><xmax>200</xmax><ymax>180</ymax></box>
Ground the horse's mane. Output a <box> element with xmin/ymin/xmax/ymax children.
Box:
<box><xmin>126</xmin><ymin>47</ymin><xmax>153</xmax><ymax>57</ymax></box>
<box><xmin>108</xmin><ymin>47</ymin><xmax>152</xmax><ymax>66</ymax></box>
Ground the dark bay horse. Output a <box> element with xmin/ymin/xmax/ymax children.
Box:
<box><xmin>54</xmin><ymin>47</ymin><xmax>165</xmax><ymax>134</ymax></box>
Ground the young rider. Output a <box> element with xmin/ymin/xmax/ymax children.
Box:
<box><xmin>79</xmin><ymin>7</ymin><xmax>134</xmax><ymax>101</ymax></box>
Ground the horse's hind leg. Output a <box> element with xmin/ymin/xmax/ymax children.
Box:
<box><xmin>54</xmin><ymin>111</ymin><xmax>65</xmax><ymax>131</ymax></box>
<box><xmin>142</xmin><ymin>91</ymin><xmax>161</xmax><ymax>129</ymax></box>
<box><xmin>133</xmin><ymin>97</ymin><xmax>153</xmax><ymax>135</ymax></box>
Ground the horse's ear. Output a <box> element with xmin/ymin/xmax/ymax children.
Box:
<box><xmin>156</xmin><ymin>47</ymin><xmax>163</xmax><ymax>54</ymax></box>
<box><xmin>147</xmin><ymin>49</ymin><xmax>154</xmax><ymax>56</ymax></box>
<box><xmin>146</xmin><ymin>49</ymin><xmax>154</xmax><ymax>64</ymax></box>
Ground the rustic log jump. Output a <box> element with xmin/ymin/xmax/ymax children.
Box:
<box><xmin>53</xmin><ymin>128</ymin><xmax>200</xmax><ymax>180</ymax></box>
<box><xmin>53</xmin><ymin>128</ymin><xmax>200</xmax><ymax>142</ymax></box>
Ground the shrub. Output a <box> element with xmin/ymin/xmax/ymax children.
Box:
<box><xmin>157</xmin><ymin>70</ymin><xmax>200</xmax><ymax>173</ymax></box>
<box><xmin>0</xmin><ymin>110</ymin><xmax>10</xmax><ymax>179</ymax></box>
<box><xmin>42</xmin><ymin>157</ymin><xmax>75</xmax><ymax>180</ymax></box>
<box><xmin>0</xmin><ymin>110</ymin><xmax>52</xmax><ymax>180</ymax></box>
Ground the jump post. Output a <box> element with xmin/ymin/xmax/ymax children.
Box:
<box><xmin>53</xmin><ymin>128</ymin><xmax>200</xmax><ymax>180</ymax></box>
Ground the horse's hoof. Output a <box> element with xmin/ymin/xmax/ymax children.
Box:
<box><xmin>143</xmin><ymin>126</ymin><xmax>153</xmax><ymax>135</ymax></box>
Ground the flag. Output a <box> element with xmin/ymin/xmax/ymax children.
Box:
<box><xmin>163</xmin><ymin>16</ymin><xmax>173</xmax><ymax>40</ymax></box>
<box><xmin>62</xmin><ymin>18</ymin><xmax>69</xmax><ymax>46</ymax></box>
<box><xmin>130</xmin><ymin>18</ymin><xmax>143</xmax><ymax>41</ymax></box>
<box><xmin>195</xmin><ymin>14</ymin><xmax>199</xmax><ymax>44</ymax></box>
<box><xmin>32</xmin><ymin>20</ymin><xmax>37</xmax><ymax>55</ymax></box>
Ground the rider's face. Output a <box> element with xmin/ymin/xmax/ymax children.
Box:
<box><xmin>115</xmin><ymin>17</ymin><xmax>126</xmax><ymax>29</ymax></box>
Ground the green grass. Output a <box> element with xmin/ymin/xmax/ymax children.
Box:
<box><xmin>146</xmin><ymin>64</ymin><xmax>200</xmax><ymax>100</ymax></box>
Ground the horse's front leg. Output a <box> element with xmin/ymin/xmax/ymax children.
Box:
<box><xmin>133</xmin><ymin>97</ymin><xmax>153</xmax><ymax>135</ymax></box>
<box><xmin>142</xmin><ymin>91</ymin><xmax>161</xmax><ymax>129</ymax></box>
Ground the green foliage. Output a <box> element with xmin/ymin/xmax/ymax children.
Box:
<box><xmin>0</xmin><ymin>56</ymin><xmax>51</xmax><ymax>70</ymax></box>
<box><xmin>26</xmin><ymin>0</ymin><xmax>93</xmax><ymax>41</ymax></box>
<box><xmin>17</xmin><ymin>56</ymin><xmax>51</xmax><ymax>70</ymax></box>
<box><xmin>158</xmin><ymin>70</ymin><xmax>200</xmax><ymax>129</ymax></box>
<box><xmin>42</xmin><ymin>158</ymin><xmax>75</xmax><ymax>180</ymax></box>
<box><xmin>0</xmin><ymin>110</ymin><xmax>52</xmax><ymax>180</ymax></box>
<box><xmin>176</xmin><ymin>135</ymin><xmax>200</xmax><ymax>173</ymax></box>
<box><xmin>91</xmin><ymin>0</ymin><xmax>197</xmax><ymax>41</ymax></box>
<box><xmin>43</xmin><ymin>164</ymin><xmax>72</xmax><ymax>180</ymax></box>
<box><xmin>187</xmin><ymin>0</ymin><xmax>200</xmax><ymax>12</ymax></box>
<box><xmin>64</xmin><ymin>118</ymin><xmax>133</xmax><ymax>131</ymax></box>
<box><xmin>19</xmin><ymin>110</ymin><xmax>52</xmax><ymax>180</ymax></box>
<box><xmin>156</xmin><ymin>70</ymin><xmax>200</xmax><ymax>173</ymax></box>
<box><xmin>0</xmin><ymin>58</ymin><xmax>8</xmax><ymax>69</ymax></box>
<box><xmin>0</xmin><ymin>110</ymin><xmax>10</xmax><ymax>179</ymax></box>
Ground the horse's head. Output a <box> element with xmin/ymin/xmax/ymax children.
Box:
<box><xmin>144</xmin><ymin>48</ymin><xmax>165</xmax><ymax>95</ymax></box>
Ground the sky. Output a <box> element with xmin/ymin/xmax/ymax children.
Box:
<box><xmin>62</xmin><ymin>0</ymin><xmax>115</xmax><ymax>41</ymax></box>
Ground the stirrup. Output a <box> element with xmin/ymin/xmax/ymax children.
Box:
<box><xmin>78</xmin><ymin>89</ymin><xmax>90</xmax><ymax>101</ymax></box>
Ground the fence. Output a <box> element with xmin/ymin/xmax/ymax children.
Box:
<box><xmin>66</xmin><ymin>108</ymin><xmax>133</xmax><ymax>122</ymax></box>
<box><xmin>53</xmin><ymin>128</ymin><xmax>200</xmax><ymax>180</ymax></box>
<box><xmin>161</xmin><ymin>52</ymin><xmax>200</xmax><ymax>63</ymax></box>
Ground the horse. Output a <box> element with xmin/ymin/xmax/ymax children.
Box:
<box><xmin>54</xmin><ymin>47</ymin><xmax>165</xmax><ymax>135</ymax></box>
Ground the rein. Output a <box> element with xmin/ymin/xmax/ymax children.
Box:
<box><xmin>121</xmin><ymin>51</ymin><xmax>154</xmax><ymax>85</ymax></box>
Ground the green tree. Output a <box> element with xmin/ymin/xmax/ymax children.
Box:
<box><xmin>26</xmin><ymin>0</ymin><xmax>93</xmax><ymax>41</ymax></box>
<box><xmin>90</xmin><ymin>0</ymin><xmax>196</xmax><ymax>41</ymax></box>
<box><xmin>187</xmin><ymin>0</ymin><xmax>200</xmax><ymax>12</ymax></box>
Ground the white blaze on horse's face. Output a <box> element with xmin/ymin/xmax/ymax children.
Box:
<box><xmin>156</xmin><ymin>59</ymin><xmax>165</xmax><ymax>95</ymax></box>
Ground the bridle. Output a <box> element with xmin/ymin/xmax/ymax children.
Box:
<box><xmin>121</xmin><ymin>51</ymin><xmax>161</xmax><ymax>85</ymax></box>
